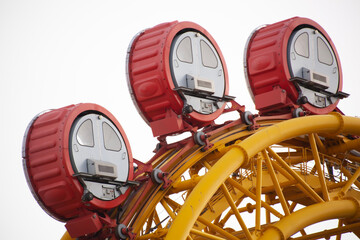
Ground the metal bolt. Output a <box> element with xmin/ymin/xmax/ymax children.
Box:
<box><xmin>183</xmin><ymin>105</ymin><xmax>194</xmax><ymax>114</ymax></box>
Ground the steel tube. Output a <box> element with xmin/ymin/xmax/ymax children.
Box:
<box><xmin>165</xmin><ymin>115</ymin><xmax>360</xmax><ymax>240</ymax></box>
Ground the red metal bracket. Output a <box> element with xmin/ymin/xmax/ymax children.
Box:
<box><xmin>151</xmin><ymin>169</ymin><xmax>173</xmax><ymax>190</ymax></box>
<box><xmin>223</xmin><ymin>99</ymin><xmax>246</xmax><ymax>114</ymax></box>
<box><xmin>133</xmin><ymin>158</ymin><xmax>153</xmax><ymax>180</ymax></box>
<box><xmin>116</xmin><ymin>224</ymin><xmax>136</xmax><ymax>240</ymax></box>
<box><xmin>246</xmin><ymin>113</ymin><xmax>260</xmax><ymax>131</ymax></box>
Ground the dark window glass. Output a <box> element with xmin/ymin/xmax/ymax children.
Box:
<box><xmin>77</xmin><ymin>119</ymin><xmax>94</xmax><ymax>147</ymax></box>
<box><xmin>102</xmin><ymin>122</ymin><xmax>121</xmax><ymax>151</ymax></box>
<box><xmin>200</xmin><ymin>40</ymin><xmax>218</xmax><ymax>68</ymax></box>
<box><xmin>294</xmin><ymin>32</ymin><xmax>309</xmax><ymax>58</ymax></box>
<box><xmin>176</xmin><ymin>37</ymin><xmax>193</xmax><ymax>63</ymax></box>
<box><xmin>317</xmin><ymin>37</ymin><xmax>333</xmax><ymax>65</ymax></box>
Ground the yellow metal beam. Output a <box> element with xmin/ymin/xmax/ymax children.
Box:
<box><xmin>255</xmin><ymin>155</ymin><xmax>263</xmax><ymax>233</ymax></box>
<box><xmin>336</xmin><ymin>219</ymin><xmax>343</xmax><ymax>240</ymax></box>
<box><xmin>313</xmin><ymin>133</ymin><xmax>326</xmax><ymax>153</ymax></box>
<box><xmin>269</xmin><ymin>161</ymin><xmax>320</xmax><ymax>203</ymax></box>
<box><xmin>164</xmin><ymin>115</ymin><xmax>360</xmax><ymax>240</ymax></box>
<box><xmin>189</xmin><ymin>228</ymin><xmax>226</xmax><ymax>240</ymax></box>
<box><xmin>292</xmin><ymin>222</ymin><xmax>360</xmax><ymax>240</ymax></box>
<box><xmin>170</xmin><ymin>175</ymin><xmax>201</xmax><ymax>193</ymax></box>
<box><xmin>219</xmin><ymin>197</ymin><xmax>243</xmax><ymax>227</ymax></box>
<box><xmin>160</xmin><ymin>199</ymin><xmax>176</xmax><ymax>219</ymax></box>
<box><xmin>227</xmin><ymin>178</ymin><xmax>283</xmax><ymax>218</ymax></box>
<box><xmin>267</xmin><ymin>147</ymin><xmax>324</xmax><ymax>203</ymax></box>
<box><xmin>340</xmin><ymin>166</ymin><xmax>360</xmax><ymax>192</ymax></box>
<box><xmin>263</xmin><ymin>150</ymin><xmax>290</xmax><ymax>216</ymax></box>
<box><xmin>145</xmin><ymin>210</ymin><xmax>156</xmax><ymax>234</ymax></box>
<box><xmin>258</xmin><ymin>199</ymin><xmax>359</xmax><ymax>240</ymax></box>
<box><xmin>137</xmin><ymin>229</ymin><xmax>168</xmax><ymax>240</ymax></box>
<box><xmin>220</xmin><ymin>183</ymin><xmax>252</xmax><ymax>240</ymax></box>
<box><xmin>153</xmin><ymin>210</ymin><xmax>162</xmax><ymax>229</ymax></box>
<box><xmin>326</xmin><ymin>137</ymin><xmax>360</xmax><ymax>155</ymax></box>
<box><xmin>60</xmin><ymin>232</ymin><xmax>73</xmax><ymax>240</ymax></box>
<box><xmin>197</xmin><ymin>216</ymin><xmax>240</xmax><ymax>240</ymax></box>
<box><xmin>337</xmin><ymin>166</ymin><xmax>360</xmax><ymax>198</ymax></box>
<box><xmin>309</xmin><ymin>133</ymin><xmax>330</xmax><ymax>201</ymax></box>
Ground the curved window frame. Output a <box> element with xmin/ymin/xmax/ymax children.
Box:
<box><xmin>200</xmin><ymin>40</ymin><xmax>218</xmax><ymax>68</ymax></box>
<box><xmin>317</xmin><ymin>37</ymin><xmax>334</xmax><ymax>66</ymax></box>
<box><xmin>294</xmin><ymin>32</ymin><xmax>309</xmax><ymax>58</ymax></box>
<box><xmin>176</xmin><ymin>36</ymin><xmax>193</xmax><ymax>64</ymax></box>
<box><xmin>102</xmin><ymin>122</ymin><xmax>122</xmax><ymax>152</ymax></box>
<box><xmin>76</xmin><ymin>119</ymin><xmax>94</xmax><ymax>147</ymax></box>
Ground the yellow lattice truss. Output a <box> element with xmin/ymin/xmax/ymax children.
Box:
<box><xmin>62</xmin><ymin>114</ymin><xmax>360</xmax><ymax>240</ymax></box>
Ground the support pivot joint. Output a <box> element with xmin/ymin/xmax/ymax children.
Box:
<box><xmin>193</xmin><ymin>131</ymin><xmax>214</xmax><ymax>151</ymax></box>
<box><xmin>116</xmin><ymin>224</ymin><xmax>136</xmax><ymax>240</ymax></box>
<box><xmin>151</xmin><ymin>169</ymin><xmax>172</xmax><ymax>190</ymax></box>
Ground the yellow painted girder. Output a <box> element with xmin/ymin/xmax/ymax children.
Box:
<box><xmin>258</xmin><ymin>199</ymin><xmax>359</xmax><ymax>240</ymax></box>
<box><xmin>60</xmin><ymin>232</ymin><xmax>73</xmax><ymax>240</ymax></box>
<box><xmin>128</xmin><ymin>123</ymin><xmax>257</xmax><ymax>235</ymax></box>
<box><xmin>263</xmin><ymin>150</ymin><xmax>290</xmax><ymax>216</ymax></box>
<box><xmin>292</xmin><ymin>222</ymin><xmax>360</xmax><ymax>240</ymax></box>
<box><xmin>165</xmin><ymin>114</ymin><xmax>360</xmax><ymax>240</ymax></box>
<box><xmin>308</xmin><ymin>133</ymin><xmax>330</xmax><ymax>201</ymax></box>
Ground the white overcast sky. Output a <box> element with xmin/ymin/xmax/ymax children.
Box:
<box><xmin>1</xmin><ymin>1</ymin><xmax>360</xmax><ymax>239</ymax></box>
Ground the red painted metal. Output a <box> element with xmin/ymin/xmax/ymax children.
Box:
<box><xmin>245</xmin><ymin>17</ymin><xmax>343</xmax><ymax>115</ymax></box>
<box><xmin>21</xmin><ymin>17</ymin><xmax>351</xmax><ymax>239</ymax></box>
<box><xmin>23</xmin><ymin>103</ymin><xmax>134</xmax><ymax>221</ymax></box>
<box><xmin>65</xmin><ymin>212</ymin><xmax>104</xmax><ymax>238</ymax></box>
<box><xmin>127</xmin><ymin>21</ymin><xmax>229</xmax><ymax>136</ymax></box>
<box><xmin>65</xmin><ymin>211</ymin><xmax>117</xmax><ymax>239</ymax></box>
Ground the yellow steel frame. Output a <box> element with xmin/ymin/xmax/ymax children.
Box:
<box><xmin>61</xmin><ymin>114</ymin><xmax>360</xmax><ymax>240</ymax></box>
<box><xmin>165</xmin><ymin>114</ymin><xmax>360</xmax><ymax>240</ymax></box>
<box><xmin>126</xmin><ymin>122</ymin><xmax>259</xmax><ymax>236</ymax></box>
